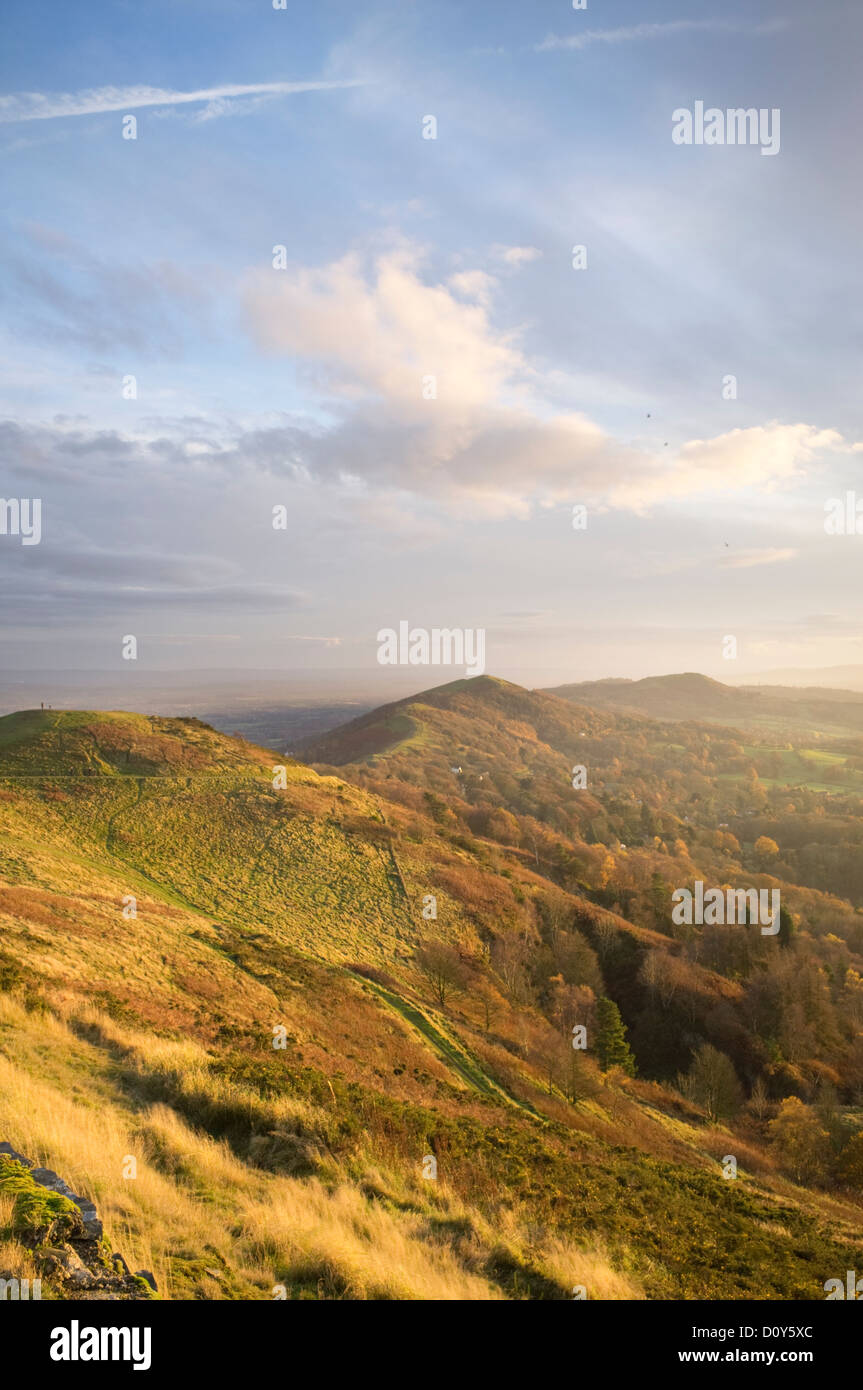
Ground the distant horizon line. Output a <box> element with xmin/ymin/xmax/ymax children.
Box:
<box><xmin>3</xmin><ymin>663</ymin><xmax>863</xmax><ymax>681</ymax></box>
<box><xmin>3</xmin><ymin>666</ymin><xmax>863</xmax><ymax>712</ymax></box>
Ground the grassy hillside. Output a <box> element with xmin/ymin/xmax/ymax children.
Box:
<box><xmin>1</xmin><ymin>706</ymin><xmax>862</xmax><ymax>1300</ymax></box>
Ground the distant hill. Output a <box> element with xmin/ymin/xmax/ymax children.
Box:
<box><xmin>546</xmin><ymin>673</ymin><xmax>744</xmax><ymax>721</ymax></box>
<box><xmin>299</xmin><ymin>671</ymin><xmax>863</xmax><ymax>904</ymax></box>
<box><xmin>545</xmin><ymin>672</ymin><xmax>863</xmax><ymax>734</ymax></box>
<box><xmin>732</xmin><ymin>665</ymin><xmax>863</xmax><ymax>691</ymax></box>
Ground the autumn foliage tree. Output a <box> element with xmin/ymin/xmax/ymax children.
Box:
<box><xmin>836</xmin><ymin>1130</ymin><xmax>863</xmax><ymax>1189</ymax></box>
<box><xmin>754</xmin><ymin>835</ymin><xmax>780</xmax><ymax>865</ymax></box>
<box><xmin>768</xmin><ymin>1097</ymin><xmax>830</xmax><ymax>1184</ymax></box>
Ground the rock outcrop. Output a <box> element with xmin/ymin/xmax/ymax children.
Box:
<box><xmin>0</xmin><ymin>1143</ymin><xmax>157</xmax><ymax>1300</ymax></box>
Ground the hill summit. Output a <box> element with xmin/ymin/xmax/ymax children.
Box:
<box><xmin>0</xmin><ymin>709</ymin><xmax>276</xmax><ymax>778</ymax></box>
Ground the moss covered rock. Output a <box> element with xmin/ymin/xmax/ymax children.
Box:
<box><xmin>0</xmin><ymin>1155</ymin><xmax>82</xmax><ymax>1242</ymax></box>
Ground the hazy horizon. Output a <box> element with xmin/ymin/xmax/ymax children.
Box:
<box><xmin>6</xmin><ymin>660</ymin><xmax>863</xmax><ymax>726</ymax></box>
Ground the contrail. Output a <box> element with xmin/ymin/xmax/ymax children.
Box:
<box><xmin>0</xmin><ymin>78</ymin><xmax>364</xmax><ymax>123</ymax></box>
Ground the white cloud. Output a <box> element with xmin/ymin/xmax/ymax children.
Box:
<box><xmin>720</xmin><ymin>547</ymin><xmax>798</xmax><ymax>570</ymax></box>
<box><xmin>491</xmin><ymin>245</ymin><xmax>543</xmax><ymax>266</ymax></box>
<box><xmin>0</xmin><ymin>79</ymin><xmax>363</xmax><ymax>124</ymax></box>
<box><xmin>242</xmin><ymin>247</ymin><xmax>854</xmax><ymax>517</ymax></box>
<box><xmin>610</xmin><ymin>425</ymin><xmax>845</xmax><ymax>510</ymax></box>
<box><xmin>244</xmin><ymin>246</ymin><xmax>520</xmax><ymax>414</ymax></box>
<box><xmin>447</xmin><ymin>269</ymin><xmax>498</xmax><ymax>305</ymax></box>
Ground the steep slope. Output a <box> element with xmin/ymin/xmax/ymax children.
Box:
<box><xmin>300</xmin><ymin>675</ymin><xmax>612</xmax><ymax>762</ymax></box>
<box><xmin>0</xmin><ymin>709</ymin><xmax>423</xmax><ymax>966</ymax></box>
<box><xmin>297</xmin><ymin>675</ymin><xmax>622</xmax><ymax>837</ymax></box>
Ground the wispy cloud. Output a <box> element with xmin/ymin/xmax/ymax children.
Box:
<box><xmin>491</xmin><ymin>245</ymin><xmax>543</xmax><ymax>267</ymax></box>
<box><xmin>0</xmin><ymin>79</ymin><xmax>363</xmax><ymax>124</ymax></box>
<box><xmin>720</xmin><ymin>547</ymin><xmax>798</xmax><ymax>570</ymax></box>
<box><xmin>535</xmin><ymin>19</ymin><xmax>786</xmax><ymax>54</ymax></box>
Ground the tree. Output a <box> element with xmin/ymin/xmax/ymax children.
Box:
<box><xmin>481</xmin><ymin>808</ymin><xmax>521</xmax><ymax>846</ymax></box>
<box><xmin>546</xmin><ymin>974</ymin><xmax>596</xmax><ymax>1041</ymax></box>
<box><xmin>648</xmin><ymin>871</ymin><xmax>672</xmax><ymax>929</ymax></box>
<box><xmin>842</xmin><ymin>968</ymin><xmax>863</xmax><ymax>1027</ymax></box>
<box><xmin>768</xmin><ymin>1097</ymin><xmax>830</xmax><ymax>1184</ymax></box>
<box><xmin>776</xmin><ymin>903</ymin><xmax>795</xmax><ymax>949</ymax></box>
<box><xmin>747</xmin><ymin>1076</ymin><xmax>771</xmax><ymax>1123</ymax></box>
<box><xmin>423</xmin><ymin>791</ymin><xmax>451</xmax><ymax>827</ymax></box>
<box><xmin>414</xmin><ymin>939</ymin><xmax>471</xmax><ymax>1008</ymax></box>
<box><xmin>549</xmin><ymin>928</ymin><xmax>603</xmax><ymax>994</ymax></box>
<box><xmin>595</xmin><ymin>996</ymin><xmax>636</xmax><ymax>1076</ymax></box>
<box><xmin>754</xmin><ymin>835</ymin><xmax>780</xmax><ymax>865</ymax></box>
<box><xmin>682</xmin><ymin>1044</ymin><xmax>743</xmax><ymax>1121</ymax></box>
<box><xmin>491</xmin><ymin>926</ymin><xmax>535</xmax><ymax>1004</ymax></box>
<box><xmin>639</xmin><ymin>949</ymin><xmax>692</xmax><ymax>1008</ymax></box>
<box><xmin>836</xmin><ymin>1130</ymin><xmax>863</xmax><ymax>1188</ymax></box>
<box><xmin>593</xmin><ymin>850</ymin><xmax>616</xmax><ymax>891</ymax></box>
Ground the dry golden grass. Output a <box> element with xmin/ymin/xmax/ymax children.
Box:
<box><xmin>753</xmin><ymin>1220</ymin><xmax>794</xmax><ymax>1239</ymax></box>
<box><xmin>0</xmin><ymin>1198</ymin><xmax>40</xmax><ymax>1287</ymax></box>
<box><xmin>534</xmin><ymin>1236</ymin><xmax>644</xmax><ymax>1300</ymax></box>
<box><xmin>236</xmin><ymin>1172</ymin><xmax>504</xmax><ymax>1301</ymax></box>
<box><xmin>0</xmin><ymin>994</ymin><xmax>640</xmax><ymax>1300</ymax></box>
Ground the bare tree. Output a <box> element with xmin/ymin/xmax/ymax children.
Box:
<box><xmin>414</xmin><ymin>939</ymin><xmax>471</xmax><ymax>1008</ymax></box>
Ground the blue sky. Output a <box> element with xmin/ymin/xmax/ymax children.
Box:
<box><xmin>1</xmin><ymin>0</ymin><xmax>862</xmax><ymax>687</ymax></box>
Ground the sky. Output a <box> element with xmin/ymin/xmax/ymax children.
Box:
<box><xmin>1</xmin><ymin>0</ymin><xmax>862</xmax><ymax>691</ymax></box>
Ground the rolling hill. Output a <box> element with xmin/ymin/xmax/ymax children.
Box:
<box><xmin>545</xmin><ymin>672</ymin><xmax>863</xmax><ymax>735</ymax></box>
<box><xmin>1</xmin><ymin>703</ymin><xmax>862</xmax><ymax>1301</ymax></box>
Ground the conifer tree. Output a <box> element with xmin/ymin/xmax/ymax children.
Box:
<box><xmin>595</xmin><ymin>996</ymin><xmax>636</xmax><ymax>1075</ymax></box>
<box><xmin>777</xmin><ymin>903</ymin><xmax>795</xmax><ymax>949</ymax></box>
